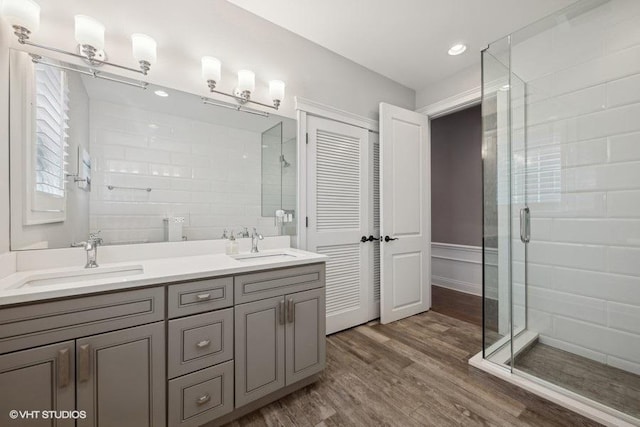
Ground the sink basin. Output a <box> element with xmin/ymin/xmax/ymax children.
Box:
<box><xmin>12</xmin><ymin>265</ymin><xmax>144</xmax><ymax>289</ymax></box>
<box><xmin>231</xmin><ymin>253</ymin><xmax>296</xmax><ymax>262</ymax></box>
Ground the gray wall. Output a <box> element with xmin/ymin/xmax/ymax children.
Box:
<box><xmin>430</xmin><ymin>105</ymin><xmax>482</xmax><ymax>247</ymax></box>
<box><xmin>416</xmin><ymin>63</ymin><xmax>480</xmax><ymax>110</ymax></box>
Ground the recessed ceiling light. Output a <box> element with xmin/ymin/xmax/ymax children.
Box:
<box><xmin>448</xmin><ymin>43</ymin><xmax>467</xmax><ymax>56</ymax></box>
<box><xmin>154</xmin><ymin>90</ymin><xmax>169</xmax><ymax>97</ymax></box>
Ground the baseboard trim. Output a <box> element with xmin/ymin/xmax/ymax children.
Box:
<box><xmin>432</xmin><ymin>278</ymin><xmax>481</xmax><ymax>296</ymax></box>
<box><xmin>431</xmin><ymin>242</ymin><xmax>482</xmax><ymax>296</ymax></box>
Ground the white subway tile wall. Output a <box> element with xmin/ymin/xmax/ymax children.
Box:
<box><xmin>511</xmin><ymin>1</ymin><xmax>640</xmax><ymax>373</ymax></box>
<box><xmin>89</xmin><ymin>100</ymin><xmax>279</xmax><ymax>244</ymax></box>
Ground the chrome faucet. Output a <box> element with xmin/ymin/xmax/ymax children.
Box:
<box><xmin>83</xmin><ymin>232</ymin><xmax>103</xmax><ymax>268</ymax></box>
<box><xmin>251</xmin><ymin>227</ymin><xmax>263</xmax><ymax>253</ymax></box>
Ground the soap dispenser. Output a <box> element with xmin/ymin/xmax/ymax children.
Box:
<box><xmin>226</xmin><ymin>231</ymin><xmax>239</xmax><ymax>255</ymax></box>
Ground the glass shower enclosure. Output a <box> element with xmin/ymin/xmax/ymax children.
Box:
<box><xmin>481</xmin><ymin>0</ymin><xmax>640</xmax><ymax>423</ymax></box>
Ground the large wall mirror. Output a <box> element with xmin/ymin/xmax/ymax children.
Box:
<box><xmin>9</xmin><ymin>50</ymin><xmax>297</xmax><ymax>250</ymax></box>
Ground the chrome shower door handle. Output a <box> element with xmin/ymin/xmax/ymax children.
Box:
<box><xmin>520</xmin><ymin>207</ymin><xmax>530</xmax><ymax>244</ymax></box>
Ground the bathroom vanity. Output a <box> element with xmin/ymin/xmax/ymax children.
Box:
<box><xmin>0</xmin><ymin>247</ymin><xmax>326</xmax><ymax>427</ymax></box>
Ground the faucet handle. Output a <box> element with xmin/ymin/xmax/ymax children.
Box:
<box><xmin>89</xmin><ymin>231</ymin><xmax>103</xmax><ymax>245</ymax></box>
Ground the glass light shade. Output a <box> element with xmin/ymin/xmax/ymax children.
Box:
<box><xmin>131</xmin><ymin>33</ymin><xmax>157</xmax><ymax>64</ymax></box>
<box><xmin>201</xmin><ymin>56</ymin><xmax>221</xmax><ymax>82</ymax></box>
<box><xmin>269</xmin><ymin>80</ymin><xmax>285</xmax><ymax>101</ymax></box>
<box><xmin>1</xmin><ymin>0</ymin><xmax>40</xmax><ymax>32</ymax></box>
<box><xmin>74</xmin><ymin>15</ymin><xmax>105</xmax><ymax>49</ymax></box>
<box><xmin>237</xmin><ymin>70</ymin><xmax>255</xmax><ymax>92</ymax></box>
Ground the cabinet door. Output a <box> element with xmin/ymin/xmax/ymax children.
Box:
<box><xmin>76</xmin><ymin>322</ymin><xmax>165</xmax><ymax>427</ymax></box>
<box><xmin>0</xmin><ymin>341</ymin><xmax>75</xmax><ymax>427</ymax></box>
<box><xmin>235</xmin><ymin>296</ymin><xmax>285</xmax><ymax>407</ymax></box>
<box><xmin>285</xmin><ymin>288</ymin><xmax>326</xmax><ymax>385</ymax></box>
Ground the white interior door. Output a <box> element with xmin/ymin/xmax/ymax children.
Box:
<box><xmin>306</xmin><ymin>116</ymin><xmax>372</xmax><ymax>334</ymax></box>
<box><xmin>379</xmin><ymin>103</ymin><xmax>431</xmax><ymax>324</ymax></box>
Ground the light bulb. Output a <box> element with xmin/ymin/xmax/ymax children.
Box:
<box><xmin>237</xmin><ymin>70</ymin><xmax>255</xmax><ymax>92</ymax></box>
<box><xmin>269</xmin><ymin>80</ymin><xmax>285</xmax><ymax>102</ymax></box>
<box><xmin>201</xmin><ymin>56</ymin><xmax>221</xmax><ymax>82</ymax></box>
<box><xmin>74</xmin><ymin>15</ymin><xmax>105</xmax><ymax>50</ymax></box>
<box><xmin>1</xmin><ymin>0</ymin><xmax>40</xmax><ymax>32</ymax></box>
<box><xmin>448</xmin><ymin>43</ymin><xmax>467</xmax><ymax>56</ymax></box>
<box><xmin>131</xmin><ymin>33</ymin><xmax>157</xmax><ymax>64</ymax></box>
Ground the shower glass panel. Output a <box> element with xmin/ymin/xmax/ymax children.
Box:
<box><xmin>261</xmin><ymin>122</ymin><xmax>297</xmax><ymax>236</ymax></box>
<box><xmin>482</xmin><ymin>0</ymin><xmax>640</xmax><ymax>421</ymax></box>
<box><xmin>262</xmin><ymin>122</ymin><xmax>284</xmax><ymax>216</ymax></box>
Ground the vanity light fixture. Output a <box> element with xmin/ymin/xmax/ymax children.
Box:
<box><xmin>448</xmin><ymin>43</ymin><xmax>467</xmax><ymax>56</ymax></box>
<box><xmin>1</xmin><ymin>0</ymin><xmax>157</xmax><ymax>77</ymax></box>
<box><xmin>201</xmin><ymin>56</ymin><xmax>285</xmax><ymax>111</ymax></box>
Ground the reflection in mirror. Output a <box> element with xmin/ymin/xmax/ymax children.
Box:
<box><xmin>261</xmin><ymin>122</ymin><xmax>296</xmax><ymax>236</ymax></box>
<box><xmin>9</xmin><ymin>49</ymin><xmax>297</xmax><ymax>250</ymax></box>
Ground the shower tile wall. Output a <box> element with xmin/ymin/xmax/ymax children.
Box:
<box><xmin>89</xmin><ymin>100</ymin><xmax>277</xmax><ymax>244</ymax></box>
<box><xmin>512</xmin><ymin>0</ymin><xmax>640</xmax><ymax>374</ymax></box>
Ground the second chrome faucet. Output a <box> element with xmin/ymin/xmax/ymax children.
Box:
<box><xmin>251</xmin><ymin>227</ymin><xmax>263</xmax><ymax>253</ymax></box>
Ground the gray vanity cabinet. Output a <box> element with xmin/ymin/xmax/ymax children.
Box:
<box><xmin>234</xmin><ymin>295</ymin><xmax>286</xmax><ymax>407</ymax></box>
<box><xmin>0</xmin><ymin>341</ymin><xmax>76</xmax><ymax>427</ymax></box>
<box><xmin>76</xmin><ymin>322</ymin><xmax>165</xmax><ymax>427</ymax></box>
<box><xmin>234</xmin><ymin>264</ymin><xmax>326</xmax><ymax>408</ymax></box>
<box><xmin>285</xmin><ymin>287</ymin><xmax>325</xmax><ymax>385</ymax></box>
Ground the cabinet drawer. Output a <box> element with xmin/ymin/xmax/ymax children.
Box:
<box><xmin>168</xmin><ymin>308</ymin><xmax>233</xmax><ymax>378</ymax></box>
<box><xmin>234</xmin><ymin>263</ymin><xmax>325</xmax><ymax>304</ymax></box>
<box><xmin>168</xmin><ymin>277</ymin><xmax>233</xmax><ymax>319</ymax></box>
<box><xmin>0</xmin><ymin>287</ymin><xmax>164</xmax><ymax>354</ymax></box>
<box><xmin>168</xmin><ymin>360</ymin><xmax>234</xmax><ymax>427</ymax></box>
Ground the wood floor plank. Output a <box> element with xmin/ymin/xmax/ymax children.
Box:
<box><xmin>431</xmin><ymin>285</ymin><xmax>483</xmax><ymax>326</ymax></box>
<box><xmin>225</xmin><ymin>311</ymin><xmax>602</xmax><ymax>427</ymax></box>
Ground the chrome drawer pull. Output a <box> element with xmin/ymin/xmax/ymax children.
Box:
<box><xmin>196</xmin><ymin>393</ymin><xmax>211</xmax><ymax>405</ymax></box>
<box><xmin>78</xmin><ymin>344</ymin><xmax>90</xmax><ymax>383</ymax></box>
<box><xmin>196</xmin><ymin>340</ymin><xmax>211</xmax><ymax>348</ymax></box>
<box><xmin>57</xmin><ymin>348</ymin><xmax>71</xmax><ymax>388</ymax></box>
<box><xmin>196</xmin><ymin>293</ymin><xmax>211</xmax><ymax>301</ymax></box>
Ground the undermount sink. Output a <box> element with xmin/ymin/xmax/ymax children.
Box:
<box><xmin>12</xmin><ymin>265</ymin><xmax>144</xmax><ymax>289</ymax></box>
<box><xmin>230</xmin><ymin>252</ymin><xmax>296</xmax><ymax>262</ymax></box>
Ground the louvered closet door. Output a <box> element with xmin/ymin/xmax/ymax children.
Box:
<box><xmin>307</xmin><ymin>116</ymin><xmax>371</xmax><ymax>334</ymax></box>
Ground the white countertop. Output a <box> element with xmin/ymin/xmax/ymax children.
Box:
<box><xmin>0</xmin><ymin>248</ymin><xmax>327</xmax><ymax>307</ymax></box>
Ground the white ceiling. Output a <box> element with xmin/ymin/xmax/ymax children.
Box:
<box><xmin>227</xmin><ymin>0</ymin><xmax>576</xmax><ymax>90</ymax></box>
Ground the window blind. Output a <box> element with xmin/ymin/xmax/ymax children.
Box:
<box><xmin>34</xmin><ymin>64</ymin><xmax>69</xmax><ymax>198</ymax></box>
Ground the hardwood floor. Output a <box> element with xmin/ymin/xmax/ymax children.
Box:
<box><xmin>225</xmin><ymin>311</ymin><xmax>600</xmax><ymax>426</ymax></box>
<box><xmin>431</xmin><ymin>285</ymin><xmax>482</xmax><ymax>326</ymax></box>
<box><xmin>516</xmin><ymin>342</ymin><xmax>640</xmax><ymax>420</ymax></box>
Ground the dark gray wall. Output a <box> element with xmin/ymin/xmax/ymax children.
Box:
<box><xmin>430</xmin><ymin>105</ymin><xmax>482</xmax><ymax>247</ymax></box>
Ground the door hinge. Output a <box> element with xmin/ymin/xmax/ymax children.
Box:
<box><xmin>305</xmin><ymin>133</ymin><xmax>309</xmax><ymax>144</ymax></box>
<box><xmin>305</xmin><ymin>217</ymin><xmax>309</xmax><ymax>227</ymax></box>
